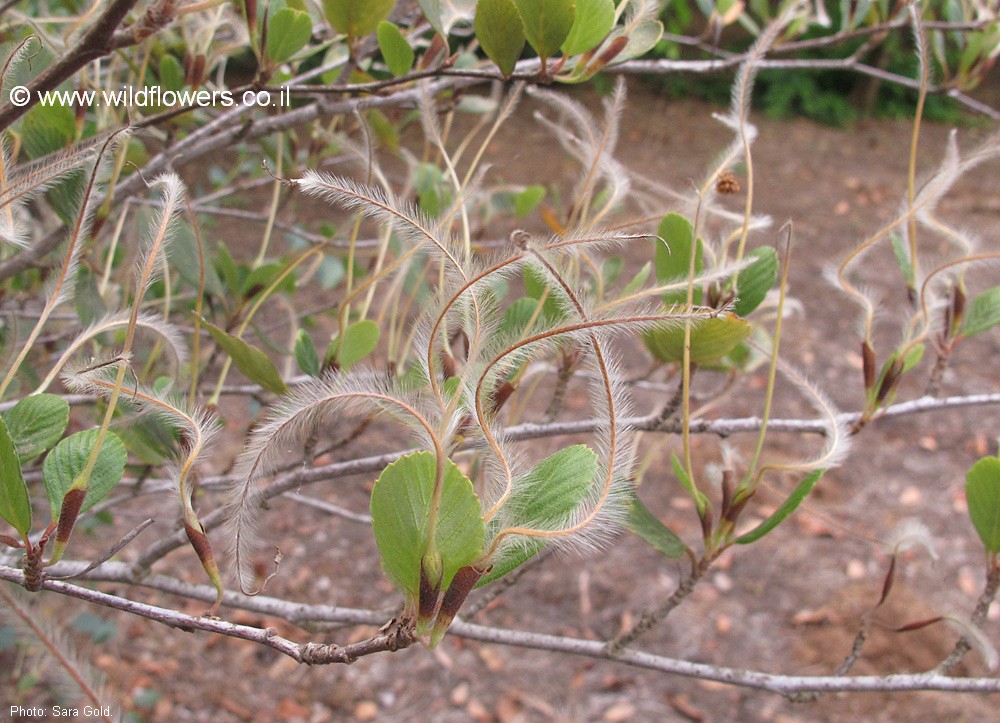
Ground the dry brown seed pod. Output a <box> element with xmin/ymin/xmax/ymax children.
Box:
<box><xmin>716</xmin><ymin>170</ymin><xmax>741</xmax><ymax>195</ymax></box>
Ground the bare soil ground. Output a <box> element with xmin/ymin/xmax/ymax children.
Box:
<box><xmin>4</xmin><ymin>83</ymin><xmax>1000</xmax><ymax>722</ymax></box>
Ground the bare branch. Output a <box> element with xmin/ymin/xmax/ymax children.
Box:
<box><xmin>5</xmin><ymin>563</ymin><xmax>1000</xmax><ymax>694</ymax></box>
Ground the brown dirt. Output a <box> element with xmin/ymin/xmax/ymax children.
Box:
<box><xmin>4</xmin><ymin>84</ymin><xmax>1000</xmax><ymax>722</ymax></box>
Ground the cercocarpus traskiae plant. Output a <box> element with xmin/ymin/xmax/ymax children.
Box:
<box><xmin>1</xmin><ymin>0</ymin><xmax>1000</xmax><ymax>713</ymax></box>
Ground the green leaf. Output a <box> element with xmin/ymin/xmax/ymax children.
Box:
<box><xmin>654</xmin><ymin>214</ymin><xmax>703</xmax><ymax>306</ymax></box>
<box><xmin>114</xmin><ymin>414</ymin><xmax>175</xmax><ymax>466</ymax></box>
<box><xmin>963</xmin><ymin>287</ymin><xmax>1000</xmax><ymax>337</ymax></box>
<box><xmin>735</xmin><ymin>470</ymin><xmax>825</xmax><ymax>544</ymax></box>
<box><xmin>671</xmin><ymin>452</ymin><xmax>707</xmax><ymax>514</ymax></box>
<box><xmin>158</xmin><ymin>54</ymin><xmax>185</xmax><ymax>92</ymax></box>
<box><xmin>42</xmin><ymin>430</ymin><xmax>127</xmax><ymax>519</ymax></box>
<box><xmin>294</xmin><ymin>329</ymin><xmax>321</xmax><ymax>377</ymax></box>
<box><xmin>626</xmin><ymin>494</ymin><xmax>686</xmax><ymax>558</ymax></box>
<box><xmin>20</xmin><ymin>103</ymin><xmax>75</xmax><ymax>158</ymax></box>
<box><xmin>323</xmin><ymin>0</ymin><xmax>394</xmax><ymax>40</ymax></box>
<box><xmin>601</xmin><ymin>256</ymin><xmax>624</xmax><ymax>288</ymax></box>
<box><xmin>523</xmin><ymin>265</ymin><xmax>567</xmax><ymax>321</ymax></box>
<box><xmin>0</xmin><ymin>417</ymin><xmax>31</xmax><ymax>538</ymax></box>
<box><xmin>966</xmin><ymin>456</ymin><xmax>1000</xmax><ymax>553</ymax></box>
<box><xmin>478</xmin><ymin>445</ymin><xmax>597</xmax><ymax>586</ymax></box>
<box><xmin>618</xmin><ymin>19</ymin><xmax>664</xmax><ymax>62</ymax></box>
<box><xmin>500</xmin><ymin>297</ymin><xmax>545</xmax><ymax>338</ymax></box>
<box><xmin>2</xmin><ymin>394</ymin><xmax>70</xmax><ymax>462</ymax></box>
<box><xmin>201</xmin><ymin>318</ymin><xmax>287</xmax><ymax>394</ymax></box>
<box><xmin>170</xmin><ymin>224</ymin><xmax>225</xmax><ymax>298</ymax></box>
<box><xmin>621</xmin><ymin>261</ymin><xmax>651</xmax><ymax>298</ymax></box>
<box><xmin>506</xmin><ymin>445</ymin><xmax>596</xmax><ymax>528</ymax></box>
<box><xmin>902</xmin><ymin>343</ymin><xmax>924</xmax><ymax>373</ymax></box>
<box><xmin>367</xmin><ymin>108</ymin><xmax>401</xmax><ymax>153</ymax></box>
<box><xmin>476</xmin><ymin>0</ymin><xmax>527</xmax><ymax>76</ymax></box>
<box><xmin>370</xmin><ymin>451</ymin><xmax>485</xmax><ymax>597</ymax></box>
<box><xmin>514</xmin><ymin>0</ymin><xmax>576</xmax><ymax>61</ymax></box>
<box><xmin>890</xmin><ymin>233</ymin><xmax>914</xmax><ymax>287</ymax></box>
<box><xmin>734</xmin><ymin>246</ymin><xmax>778</xmax><ymax>317</ymax></box>
<box><xmin>266</xmin><ymin>8</ymin><xmax>313</xmax><ymax>64</ymax></box>
<box><xmin>240</xmin><ymin>262</ymin><xmax>296</xmax><ymax>298</ymax></box>
<box><xmin>215</xmin><ymin>241</ymin><xmax>241</xmax><ymax>297</ymax></box>
<box><xmin>74</xmin><ymin>265</ymin><xmax>107</xmax><ymax>328</ymax></box>
<box><xmin>417</xmin><ymin>0</ymin><xmax>445</xmax><ymax>36</ymax></box>
<box><xmin>561</xmin><ymin>0</ymin><xmax>614</xmax><ymax>55</ymax></box>
<box><xmin>643</xmin><ymin>314</ymin><xmax>752</xmax><ymax>366</ymax></box>
<box><xmin>377</xmin><ymin>21</ymin><xmax>415</xmax><ymax>77</ymax></box>
<box><xmin>514</xmin><ymin>184</ymin><xmax>546</xmax><ymax>217</ymax></box>
<box><xmin>328</xmin><ymin>319</ymin><xmax>380</xmax><ymax>370</ymax></box>
<box><xmin>414</xmin><ymin>162</ymin><xmax>448</xmax><ymax>217</ymax></box>
<box><xmin>72</xmin><ymin>612</ymin><xmax>117</xmax><ymax>644</ymax></box>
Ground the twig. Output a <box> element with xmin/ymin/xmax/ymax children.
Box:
<box><xmin>281</xmin><ymin>493</ymin><xmax>371</xmax><ymax>525</ymax></box>
<box><xmin>0</xmin><ymin>565</ymin><xmax>415</xmax><ymax>663</ymax></box>
<box><xmin>934</xmin><ymin>564</ymin><xmax>1000</xmax><ymax>674</ymax></box>
<box><xmin>606</xmin><ymin>556</ymin><xmax>713</xmax><ymax>656</ymax></box>
<box><xmin>62</xmin><ymin>389</ymin><xmax>1000</xmax><ymax>576</ymax></box>
<box><xmin>5</xmin><ymin>563</ymin><xmax>1000</xmax><ymax>694</ymax></box>
<box><xmin>542</xmin><ymin>349</ymin><xmax>576</xmax><ymax>422</ymax></box>
<box><xmin>504</xmin><ymin>391</ymin><xmax>1000</xmax><ymax>441</ymax></box>
<box><xmin>651</xmin><ymin>377</ymin><xmax>686</xmax><ymax>429</ymax></box>
<box><xmin>835</xmin><ymin>626</ymin><xmax>870</xmax><ymax>677</ymax></box>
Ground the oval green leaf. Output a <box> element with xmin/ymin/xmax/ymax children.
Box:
<box><xmin>890</xmin><ymin>233</ymin><xmax>915</xmax><ymax>287</ymax></box>
<box><xmin>323</xmin><ymin>0</ymin><xmax>394</xmax><ymax>40</ymax></box>
<box><xmin>43</xmin><ymin>430</ymin><xmax>127</xmax><ymax>519</ymax></box>
<box><xmin>561</xmin><ymin>0</ymin><xmax>614</xmax><ymax>56</ymax></box>
<box><xmin>654</xmin><ymin>213</ymin><xmax>703</xmax><ymax>306</ymax></box>
<box><xmin>643</xmin><ymin>314</ymin><xmax>752</xmax><ymax>366</ymax></box>
<box><xmin>478</xmin><ymin>445</ymin><xmax>597</xmax><ymax>586</ymax></box>
<box><xmin>294</xmin><ymin>329</ymin><xmax>321</xmax><ymax>378</ymax></box>
<box><xmin>505</xmin><ymin>444</ymin><xmax>597</xmax><ymax>528</ymax></box>
<box><xmin>500</xmin><ymin>297</ymin><xmax>545</xmax><ymax>338</ymax></box>
<box><xmin>671</xmin><ymin>451</ymin><xmax>707</xmax><ymax>514</ymax></box>
<box><xmin>417</xmin><ymin>0</ymin><xmax>445</xmax><ymax>36</ymax></box>
<box><xmin>21</xmin><ymin>102</ymin><xmax>75</xmax><ymax>158</ymax></box>
<box><xmin>2</xmin><ymin>393</ymin><xmax>70</xmax><ymax>462</ymax></box>
<box><xmin>618</xmin><ymin>19</ymin><xmax>664</xmax><ymax>62</ymax></box>
<box><xmin>523</xmin><ymin>265</ymin><xmax>567</xmax><ymax>321</ymax></box>
<box><xmin>377</xmin><ymin>21</ymin><xmax>415</xmax><ymax>77</ymax></box>
<box><xmin>370</xmin><ymin>451</ymin><xmax>485</xmax><ymax>598</ymax></box>
<box><xmin>514</xmin><ymin>0</ymin><xmax>576</xmax><ymax>61</ymax></box>
<box><xmin>963</xmin><ymin>287</ymin><xmax>1000</xmax><ymax>337</ymax></box>
<box><xmin>170</xmin><ymin>224</ymin><xmax>225</xmax><ymax>298</ymax></box>
<box><xmin>158</xmin><ymin>54</ymin><xmax>185</xmax><ymax>92</ymax></box>
<box><xmin>476</xmin><ymin>0</ymin><xmax>527</xmax><ymax>77</ymax></box>
<box><xmin>202</xmin><ymin>318</ymin><xmax>287</xmax><ymax>394</ymax></box>
<box><xmin>621</xmin><ymin>261</ymin><xmax>651</xmax><ymax>298</ymax></box>
<box><xmin>735</xmin><ymin>470</ymin><xmax>825</xmax><ymax>545</ymax></box>
<box><xmin>626</xmin><ymin>494</ymin><xmax>686</xmax><ymax>558</ymax></box>
<box><xmin>0</xmin><ymin>417</ymin><xmax>31</xmax><ymax>537</ymax></box>
<box><xmin>514</xmin><ymin>184</ymin><xmax>546</xmax><ymax>217</ymax></box>
<box><xmin>734</xmin><ymin>246</ymin><xmax>778</xmax><ymax>317</ymax></box>
<box><xmin>266</xmin><ymin>8</ymin><xmax>313</xmax><ymax>64</ymax></box>
<box><xmin>902</xmin><ymin>343</ymin><xmax>925</xmax><ymax>373</ymax></box>
<box><xmin>330</xmin><ymin>319</ymin><xmax>380</xmax><ymax>370</ymax></box>
<box><xmin>966</xmin><ymin>456</ymin><xmax>1000</xmax><ymax>553</ymax></box>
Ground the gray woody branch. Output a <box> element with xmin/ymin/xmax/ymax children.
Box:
<box><xmin>2</xmin><ymin>562</ymin><xmax>998</xmax><ymax>695</ymax></box>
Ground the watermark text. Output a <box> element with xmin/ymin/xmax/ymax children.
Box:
<box><xmin>8</xmin><ymin>85</ymin><xmax>291</xmax><ymax>109</ymax></box>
